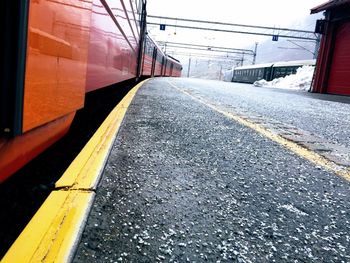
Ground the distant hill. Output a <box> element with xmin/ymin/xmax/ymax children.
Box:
<box><xmin>255</xmin><ymin>13</ymin><xmax>323</xmax><ymax>63</ymax></box>
<box><xmin>180</xmin><ymin>13</ymin><xmax>323</xmax><ymax>79</ymax></box>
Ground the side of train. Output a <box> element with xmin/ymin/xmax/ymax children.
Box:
<box><xmin>232</xmin><ymin>60</ymin><xmax>316</xmax><ymax>84</ymax></box>
<box><xmin>0</xmin><ymin>0</ymin><xmax>182</xmax><ymax>183</ymax></box>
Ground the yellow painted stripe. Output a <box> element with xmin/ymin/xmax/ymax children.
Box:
<box><xmin>2</xmin><ymin>80</ymin><xmax>147</xmax><ymax>263</ymax></box>
<box><xmin>168</xmin><ymin>81</ymin><xmax>350</xmax><ymax>181</ymax></box>
<box><xmin>56</xmin><ymin>79</ymin><xmax>147</xmax><ymax>190</ymax></box>
<box><xmin>1</xmin><ymin>191</ymin><xmax>94</xmax><ymax>263</ymax></box>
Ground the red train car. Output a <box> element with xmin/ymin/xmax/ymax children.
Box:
<box><xmin>0</xmin><ymin>0</ymin><xmax>182</xmax><ymax>183</ymax></box>
<box><xmin>140</xmin><ymin>35</ymin><xmax>182</xmax><ymax>78</ymax></box>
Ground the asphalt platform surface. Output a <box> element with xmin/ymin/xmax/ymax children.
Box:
<box><xmin>73</xmin><ymin>78</ymin><xmax>350</xmax><ymax>262</ymax></box>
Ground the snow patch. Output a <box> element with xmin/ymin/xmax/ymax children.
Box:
<box><xmin>279</xmin><ymin>204</ymin><xmax>308</xmax><ymax>216</ymax></box>
<box><xmin>253</xmin><ymin>65</ymin><xmax>315</xmax><ymax>91</ymax></box>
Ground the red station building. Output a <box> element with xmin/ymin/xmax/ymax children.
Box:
<box><xmin>311</xmin><ymin>0</ymin><xmax>350</xmax><ymax>95</ymax></box>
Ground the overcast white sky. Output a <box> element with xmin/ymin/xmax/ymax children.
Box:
<box><xmin>146</xmin><ymin>0</ymin><xmax>325</xmax><ymax>58</ymax></box>
<box><xmin>147</xmin><ymin>0</ymin><xmax>324</xmax><ymax>26</ymax></box>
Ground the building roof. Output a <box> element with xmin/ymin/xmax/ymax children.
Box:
<box><xmin>311</xmin><ymin>0</ymin><xmax>350</xmax><ymax>14</ymax></box>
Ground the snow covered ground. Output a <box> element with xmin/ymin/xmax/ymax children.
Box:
<box><xmin>253</xmin><ymin>65</ymin><xmax>315</xmax><ymax>91</ymax></box>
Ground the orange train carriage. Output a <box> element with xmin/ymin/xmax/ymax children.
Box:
<box><xmin>0</xmin><ymin>0</ymin><xmax>182</xmax><ymax>183</ymax></box>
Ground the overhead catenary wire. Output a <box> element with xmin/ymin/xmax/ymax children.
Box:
<box><xmin>147</xmin><ymin>15</ymin><xmax>319</xmax><ymax>41</ymax></box>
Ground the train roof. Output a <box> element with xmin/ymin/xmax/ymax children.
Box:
<box><xmin>234</xmin><ymin>59</ymin><xmax>316</xmax><ymax>70</ymax></box>
<box><xmin>166</xmin><ymin>55</ymin><xmax>180</xmax><ymax>63</ymax></box>
<box><xmin>272</xmin><ymin>59</ymin><xmax>316</xmax><ymax>67</ymax></box>
<box><xmin>234</xmin><ymin>63</ymin><xmax>274</xmax><ymax>70</ymax></box>
<box><xmin>146</xmin><ymin>34</ymin><xmax>166</xmax><ymax>56</ymax></box>
<box><xmin>145</xmin><ymin>34</ymin><xmax>181</xmax><ymax>66</ymax></box>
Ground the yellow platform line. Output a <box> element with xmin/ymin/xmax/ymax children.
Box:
<box><xmin>56</xmin><ymin>80</ymin><xmax>147</xmax><ymax>190</ymax></box>
<box><xmin>2</xmin><ymin>80</ymin><xmax>147</xmax><ymax>263</ymax></box>
<box><xmin>1</xmin><ymin>191</ymin><xmax>94</xmax><ymax>263</ymax></box>
<box><xmin>168</xmin><ymin>81</ymin><xmax>350</xmax><ymax>182</ymax></box>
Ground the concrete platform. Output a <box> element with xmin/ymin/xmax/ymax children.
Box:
<box><xmin>3</xmin><ymin>78</ymin><xmax>350</xmax><ymax>262</ymax></box>
<box><xmin>74</xmin><ymin>78</ymin><xmax>350</xmax><ymax>262</ymax></box>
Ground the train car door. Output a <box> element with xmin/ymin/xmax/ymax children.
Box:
<box><xmin>164</xmin><ymin>59</ymin><xmax>168</xmax><ymax>76</ymax></box>
<box><xmin>151</xmin><ymin>47</ymin><xmax>157</xmax><ymax>77</ymax></box>
<box><xmin>170</xmin><ymin>63</ymin><xmax>174</xmax><ymax>76</ymax></box>
<box><xmin>0</xmin><ymin>1</ymin><xmax>29</xmax><ymax>137</ymax></box>
<box><xmin>160</xmin><ymin>57</ymin><xmax>165</xmax><ymax>76</ymax></box>
<box><xmin>265</xmin><ymin>66</ymin><xmax>273</xmax><ymax>81</ymax></box>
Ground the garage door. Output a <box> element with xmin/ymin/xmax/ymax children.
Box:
<box><xmin>327</xmin><ymin>21</ymin><xmax>350</xmax><ymax>95</ymax></box>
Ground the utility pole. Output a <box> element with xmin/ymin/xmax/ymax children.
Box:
<box><xmin>313</xmin><ymin>34</ymin><xmax>321</xmax><ymax>59</ymax></box>
<box><xmin>252</xmin><ymin>42</ymin><xmax>258</xmax><ymax>65</ymax></box>
<box><xmin>219</xmin><ymin>65</ymin><xmax>223</xmax><ymax>80</ymax></box>
<box><xmin>187</xmin><ymin>57</ymin><xmax>191</xmax><ymax>77</ymax></box>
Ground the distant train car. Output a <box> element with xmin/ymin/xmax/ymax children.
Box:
<box><xmin>164</xmin><ymin>55</ymin><xmax>182</xmax><ymax>77</ymax></box>
<box><xmin>232</xmin><ymin>60</ymin><xmax>316</xmax><ymax>84</ymax></box>
<box><xmin>223</xmin><ymin>67</ymin><xmax>234</xmax><ymax>82</ymax></box>
<box><xmin>0</xmin><ymin>0</ymin><xmax>182</xmax><ymax>183</ymax></box>
<box><xmin>271</xmin><ymin>60</ymin><xmax>316</xmax><ymax>79</ymax></box>
<box><xmin>141</xmin><ymin>35</ymin><xmax>182</xmax><ymax>77</ymax></box>
<box><xmin>232</xmin><ymin>63</ymin><xmax>274</xmax><ymax>83</ymax></box>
